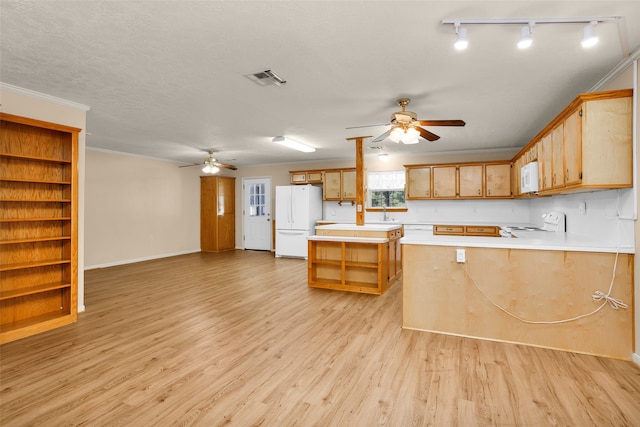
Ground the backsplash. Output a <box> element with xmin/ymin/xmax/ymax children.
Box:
<box><xmin>528</xmin><ymin>188</ymin><xmax>635</xmax><ymax>249</ymax></box>
<box><xmin>322</xmin><ymin>188</ymin><xmax>636</xmax><ymax>250</ymax></box>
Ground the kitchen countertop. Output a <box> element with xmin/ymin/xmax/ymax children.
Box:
<box><xmin>308</xmin><ymin>235</ymin><xmax>389</xmax><ymax>243</ymax></box>
<box><xmin>401</xmin><ymin>231</ymin><xmax>634</xmax><ymax>254</ymax></box>
<box><xmin>315</xmin><ymin>223</ymin><xmax>403</xmax><ymax>232</ymax></box>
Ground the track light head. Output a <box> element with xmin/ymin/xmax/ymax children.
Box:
<box><xmin>517</xmin><ymin>23</ymin><xmax>534</xmax><ymax>49</ymax></box>
<box><xmin>581</xmin><ymin>21</ymin><xmax>598</xmax><ymax>48</ymax></box>
<box><xmin>453</xmin><ymin>23</ymin><xmax>468</xmax><ymax>50</ymax></box>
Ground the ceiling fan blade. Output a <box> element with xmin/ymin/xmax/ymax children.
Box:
<box><xmin>346</xmin><ymin>123</ymin><xmax>390</xmax><ymax>129</ymax></box>
<box><xmin>418</xmin><ymin>119</ymin><xmax>466</xmax><ymax>127</ymax></box>
<box><xmin>178</xmin><ymin>162</ymin><xmax>202</xmax><ymax>168</ymax></box>
<box><xmin>371</xmin><ymin>129</ymin><xmax>392</xmax><ymax>143</ymax></box>
<box><xmin>216</xmin><ymin>162</ymin><xmax>238</xmax><ymax>170</ymax></box>
<box><xmin>417</xmin><ymin>127</ymin><xmax>440</xmax><ymax>141</ymax></box>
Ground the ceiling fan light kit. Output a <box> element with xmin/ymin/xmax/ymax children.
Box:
<box><xmin>443</xmin><ymin>16</ymin><xmax>619</xmax><ymax>50</ymax></box>
<box><xmin>272</xmin><ymin>136</ymin><xmax>316</xmax><ymax>153</ymax></box>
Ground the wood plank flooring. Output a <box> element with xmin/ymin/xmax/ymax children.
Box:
<box><xmin>1</xmin><ymin>250</ymin><xmax>639</xmax><ymax>426</ymax></box>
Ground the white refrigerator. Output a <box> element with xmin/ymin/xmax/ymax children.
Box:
<box><xmin>275</xmin><ymin>185</ymin><xmax>323</xmax><ymax>258</ymax></box>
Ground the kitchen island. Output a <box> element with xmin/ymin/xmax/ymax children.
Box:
<box><xmin>308</xmin><ymin>223</ymin><xmax>403</xmax><ymax>295</ymax></box>
<box><xmin>401</xmin><ymin>233</ymin><xmax>634</xmax><ymax>359</ymax></box>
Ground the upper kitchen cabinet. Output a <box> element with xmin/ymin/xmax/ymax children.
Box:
<box><xmin>485</xmin><ymin>162</ymin><xmax>512</xmax><ymax>198</ymax></box>
<box><xmin>405</xmin><ymin>166</ymin><xmax>431</xmax><ymax>199</ymax></box>
<box><xmin>432</xmin><ymin>165</ymin><xmax>458</xmax><ymax>198</ymax></box>
<box><xmin>289</xmin><ymin>169</ymin><xmax>323</xmax><ymax>185</ymax></box>
<box><xmin>458</xmin><ymin>164</ymin><xmax>483</xmax><ymax>198</ymax></box>
<box><xmin>323</xmin><ymin>168</ymin><xmax>356</xmax><ymax>202</ymax></box>
<box><xmin>513</xmin><ymin>89</ymin><xmax>633</xmax><ymax>197</ymax></box>
<box><xmin>568</xmin><ymin>91</ymin><xmax>632</xmax><ymax>190</ymax></box>
<box><xmin>405</xmin><ymin>161</ymin><xmax>512</xmax><ymax>200</ymax></box>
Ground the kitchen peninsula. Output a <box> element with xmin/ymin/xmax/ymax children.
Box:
<box><xmin>308</xmin><ymin>223</ymin><xmax>403</xmax><ymax>295</ymax></box>
<box><xmin>401</xmin><ymin>232</ymin><xmax>634</xmax><ymax>359</ymax></box>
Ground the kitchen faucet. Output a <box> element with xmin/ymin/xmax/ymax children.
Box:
<box><xmin>382</xmin><ymin>205</ymin><xmax>389</xmax><ymax>221</ymax></box>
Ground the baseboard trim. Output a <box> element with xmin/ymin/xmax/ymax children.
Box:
<box><xmin>632</xmin><ymin>352</ymin><xmax>640</xmax><ymax>367</ymax></box>
<box><xmin>84</xmin><ymin>249</ymin><xmax>201</xmax><ymax>270</ymax></box>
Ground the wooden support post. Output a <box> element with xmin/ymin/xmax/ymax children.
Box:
<box><xmin>346</xmin><ymin>136</ymin><xmax>371</xmax><ymax>226</ymax></box>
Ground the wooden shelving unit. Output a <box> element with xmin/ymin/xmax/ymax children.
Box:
<box><xmin>0</xmin><ymin>113</ymin><xmax>80</xmax><ymax>344</ymax></box>
<box><xmin>308</xmin><ymin>237</ymin><xmax>393</xmax><ymax>295</ymax></box>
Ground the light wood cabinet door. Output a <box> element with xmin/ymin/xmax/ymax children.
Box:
<box><xmin>563</xmin><ymin>108</ymin><xmax>582</xmax><ymax>186</ymax></box>
<box><xmin>342</xmin><ymin>170</ymin><xmax>356</xmax><ymax>200</ymax></box>
<box><xmin>290</xmin><ymin>172</ymin><xmax>307</xmax><ymax>184</ymax></box>
<box><xmin>323</xmin><ymin>171</ymin><xmax>342</xmax><ymax>200</ymax></box>
<box><xmin>458</xmin><ymin>165</ymin><xmax>483</xmax><ymax>198</ymax></box>
<box><xmin>581</xmin><ymin>97</ymin><xmax>632</xmax><ymax>187</ymax></box>
<box><xmin>432</xmin><ymin>166</ymin><xmax>457</xmax><ymax>198</ymax></box>
<box><xmin>551</xmin><ymin>123</ymin><xmax>564</xmax><ymax>188</ymax></box>
<box><xmin>201</xmin><ymin>176</ymin><xmax>236</xmax><ymax>252</ymax></box>
<box><xmin>406</xmin><ymin>166</ymin><xmax>431</xmax><ymax>199</ymax></box>
<box><xmin>540</xmin><ymin>133</ymin><xmax>553</xmax><ymax>191</ymax></box>
<box><xmin>485</xmin><ymin>163</ymin><xmax>511</xmax><ymax>197</ymax></box>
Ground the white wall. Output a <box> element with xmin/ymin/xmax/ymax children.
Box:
<box><xmin>0</xmin><ymin>84</ymin><xmax>89</xmax><ymax>311</ymax></box>
<box><xmin>84</xmin><ymin>149</ymin><xmax>203</xmax><ymax>268</ymax></box>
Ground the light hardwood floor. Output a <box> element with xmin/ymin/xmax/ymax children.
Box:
<box><xmin>1</xmin><ymin>250</ymin><xmax>639</xmax><ymax>426</ymax></box>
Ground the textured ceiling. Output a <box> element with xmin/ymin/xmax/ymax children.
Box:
<box><xmin>1</xmin><ymin>1</ymin><xmax>639</xmax><ymax>167</ymax></box>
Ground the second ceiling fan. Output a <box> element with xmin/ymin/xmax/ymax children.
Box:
<box><xmin>351</xmin><ymin>98</ymin><xmax>466</xmax><ymax>144</ymax></box>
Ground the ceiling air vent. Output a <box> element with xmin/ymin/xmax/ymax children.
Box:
<box><xmin>244</xmin><ymin>69</ymin><xmax>287</xmax><ymax>86</ymax></box>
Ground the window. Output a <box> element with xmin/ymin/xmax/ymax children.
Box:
<box><xmin>248</xmin><ymin>183</ymin><xmax>267</xmax><ymax>216</ymax></box>
<box><xmin>367</xmin><ymin>170</ymin><xmax>406</xmax><ymax>208</ymax></box>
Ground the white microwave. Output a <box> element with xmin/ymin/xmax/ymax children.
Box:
<box><xmin>520</xmin><ymin>161</ymin><xmax>539</xmax><ymax>193</ymax></box>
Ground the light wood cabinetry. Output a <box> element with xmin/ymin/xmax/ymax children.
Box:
<box><xmin>323</xmin><ymin>168</ymin><xmax>356</xmax><ymax>201</ymax></box>
<box><xmin>403</xmin><ymin>244</ymin><xmax>633</xmax><ymax>359</ymax></box>
<box><xmin>308</xmin><ymin>227</ymin><xmax>402</xmax><ymax>295</ymax></box>
<box><xmin>200</xmin><ymin>176</ymin><xmax>236</xmax><ymax>252</ymax></box>
<box><xmin>433</xmin><ymin>225</ymin><xmax>500</xmax><ymax>237</ymax></box>
<box><xmin>289</xmin><ymin>170</ymin><xmax>323</xmax><ymax>185</ymax></box>
<box><xmin>512</xmin><ymin>89</ymin><xmax>633</xmax><ymax>197</ymax></box>
<box><xmin>432</xmin><ymin>165</ymin><xmax>457</xmax><ymax>198</ymax></box>
<box><xmin>485</xmin><ymin>163</ymin><xmax>512</xmax><ymax>197</ymax></box>
<box><xmin>406</xmin><ymin>161</ymin><xmax>511</xmax><ymax>200</ymax></box>
<box><xmin>458</xmin><ymin>165</ymin><xmax>483</xmax><ymax>198</ymax></box>
<box><xmin>0</xmin><ymin>113</ymin><xmax>80</xmax><ymax>344</ymax></box>
<box><xmin>405</xmin><ymin>166</ymin><xmax>431</xmax><ymax>199</ymax></box>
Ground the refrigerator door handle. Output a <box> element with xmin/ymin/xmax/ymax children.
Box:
<box><xmin>277</xmin><ymin>230</ymin><xmax>306</xmax><ymax>235</ymax></box>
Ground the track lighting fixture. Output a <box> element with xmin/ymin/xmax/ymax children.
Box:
<box><xmin>581</xmin><ymin>21</ymin><xmax>599</xmax><ymax>48</ymax></box>
<box><xmin>443</xmin><ymin>17</ymin><xmax>618</xmax><ymax>51</ymax></box>
<box><xmin>517</xmin><ymin>23</ymin><xmax>534</xmax><ymax>49</ymax></box>
<box><xmin>454</xmin><ymin>22</ymin><xmax>468</xmax><ymax>50</ymax></box>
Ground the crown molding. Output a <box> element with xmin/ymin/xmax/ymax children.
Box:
<box><xmin>0</xmin><ymin>82</ymin><xmax>91</xmax><ymax>111</ymax></box>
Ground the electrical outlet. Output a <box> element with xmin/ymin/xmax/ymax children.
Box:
<box><xmin>456</xmin><ymin>249</ymin><xmax>466</xmax><ymax>263</ymax></box>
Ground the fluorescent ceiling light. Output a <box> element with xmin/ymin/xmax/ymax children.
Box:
<box><xmin>581</xmin><ymin>21</ymin><xmax>599</xmax><ymax>48</ymax></box>
<box><xmin>272</xmin><ymin>136</ymin><xmax>315</xmax><ymax>153</ymax></box>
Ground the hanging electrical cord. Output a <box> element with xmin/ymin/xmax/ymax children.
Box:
<box><xmin>459</xmin><ymin>251</ymin><xmax>625</xmax><ymax>325</ymax></box>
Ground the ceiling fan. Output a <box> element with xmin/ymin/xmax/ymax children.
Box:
<box><xmin>179</xmin><ymin>150</ymin><xmax>237</xmax><ymax>173</ymax></box>
<box><xmin>349</xmin><ymin>98</ymin><xmax>465</xmax><ymax>144</ymax></box>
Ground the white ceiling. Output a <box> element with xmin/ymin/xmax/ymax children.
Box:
<box><xmin>1</xmin><ymin>1</ymin><xmax>639</xmax><ymax>168</ymax></box>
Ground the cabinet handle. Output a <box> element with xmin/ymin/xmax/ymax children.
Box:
<box><xmin>478</xmin><ymin>189</ymin><xmax>481</xmax><ymax>195</ymax></box>
<box><xmin>337</xmin><ymin>192</ymin><xmax>340</xmax><ymax>197</ymax></box>
<box><xmin>488</xmin><ymin>189</ymin><xmax>491</xmax><ymax>195</ymax></box>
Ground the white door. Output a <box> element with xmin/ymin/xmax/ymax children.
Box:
<box><xmin>243</xmin><ymin>177</ymin><xmax>271</xmax><ymax>251</ymax></box>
